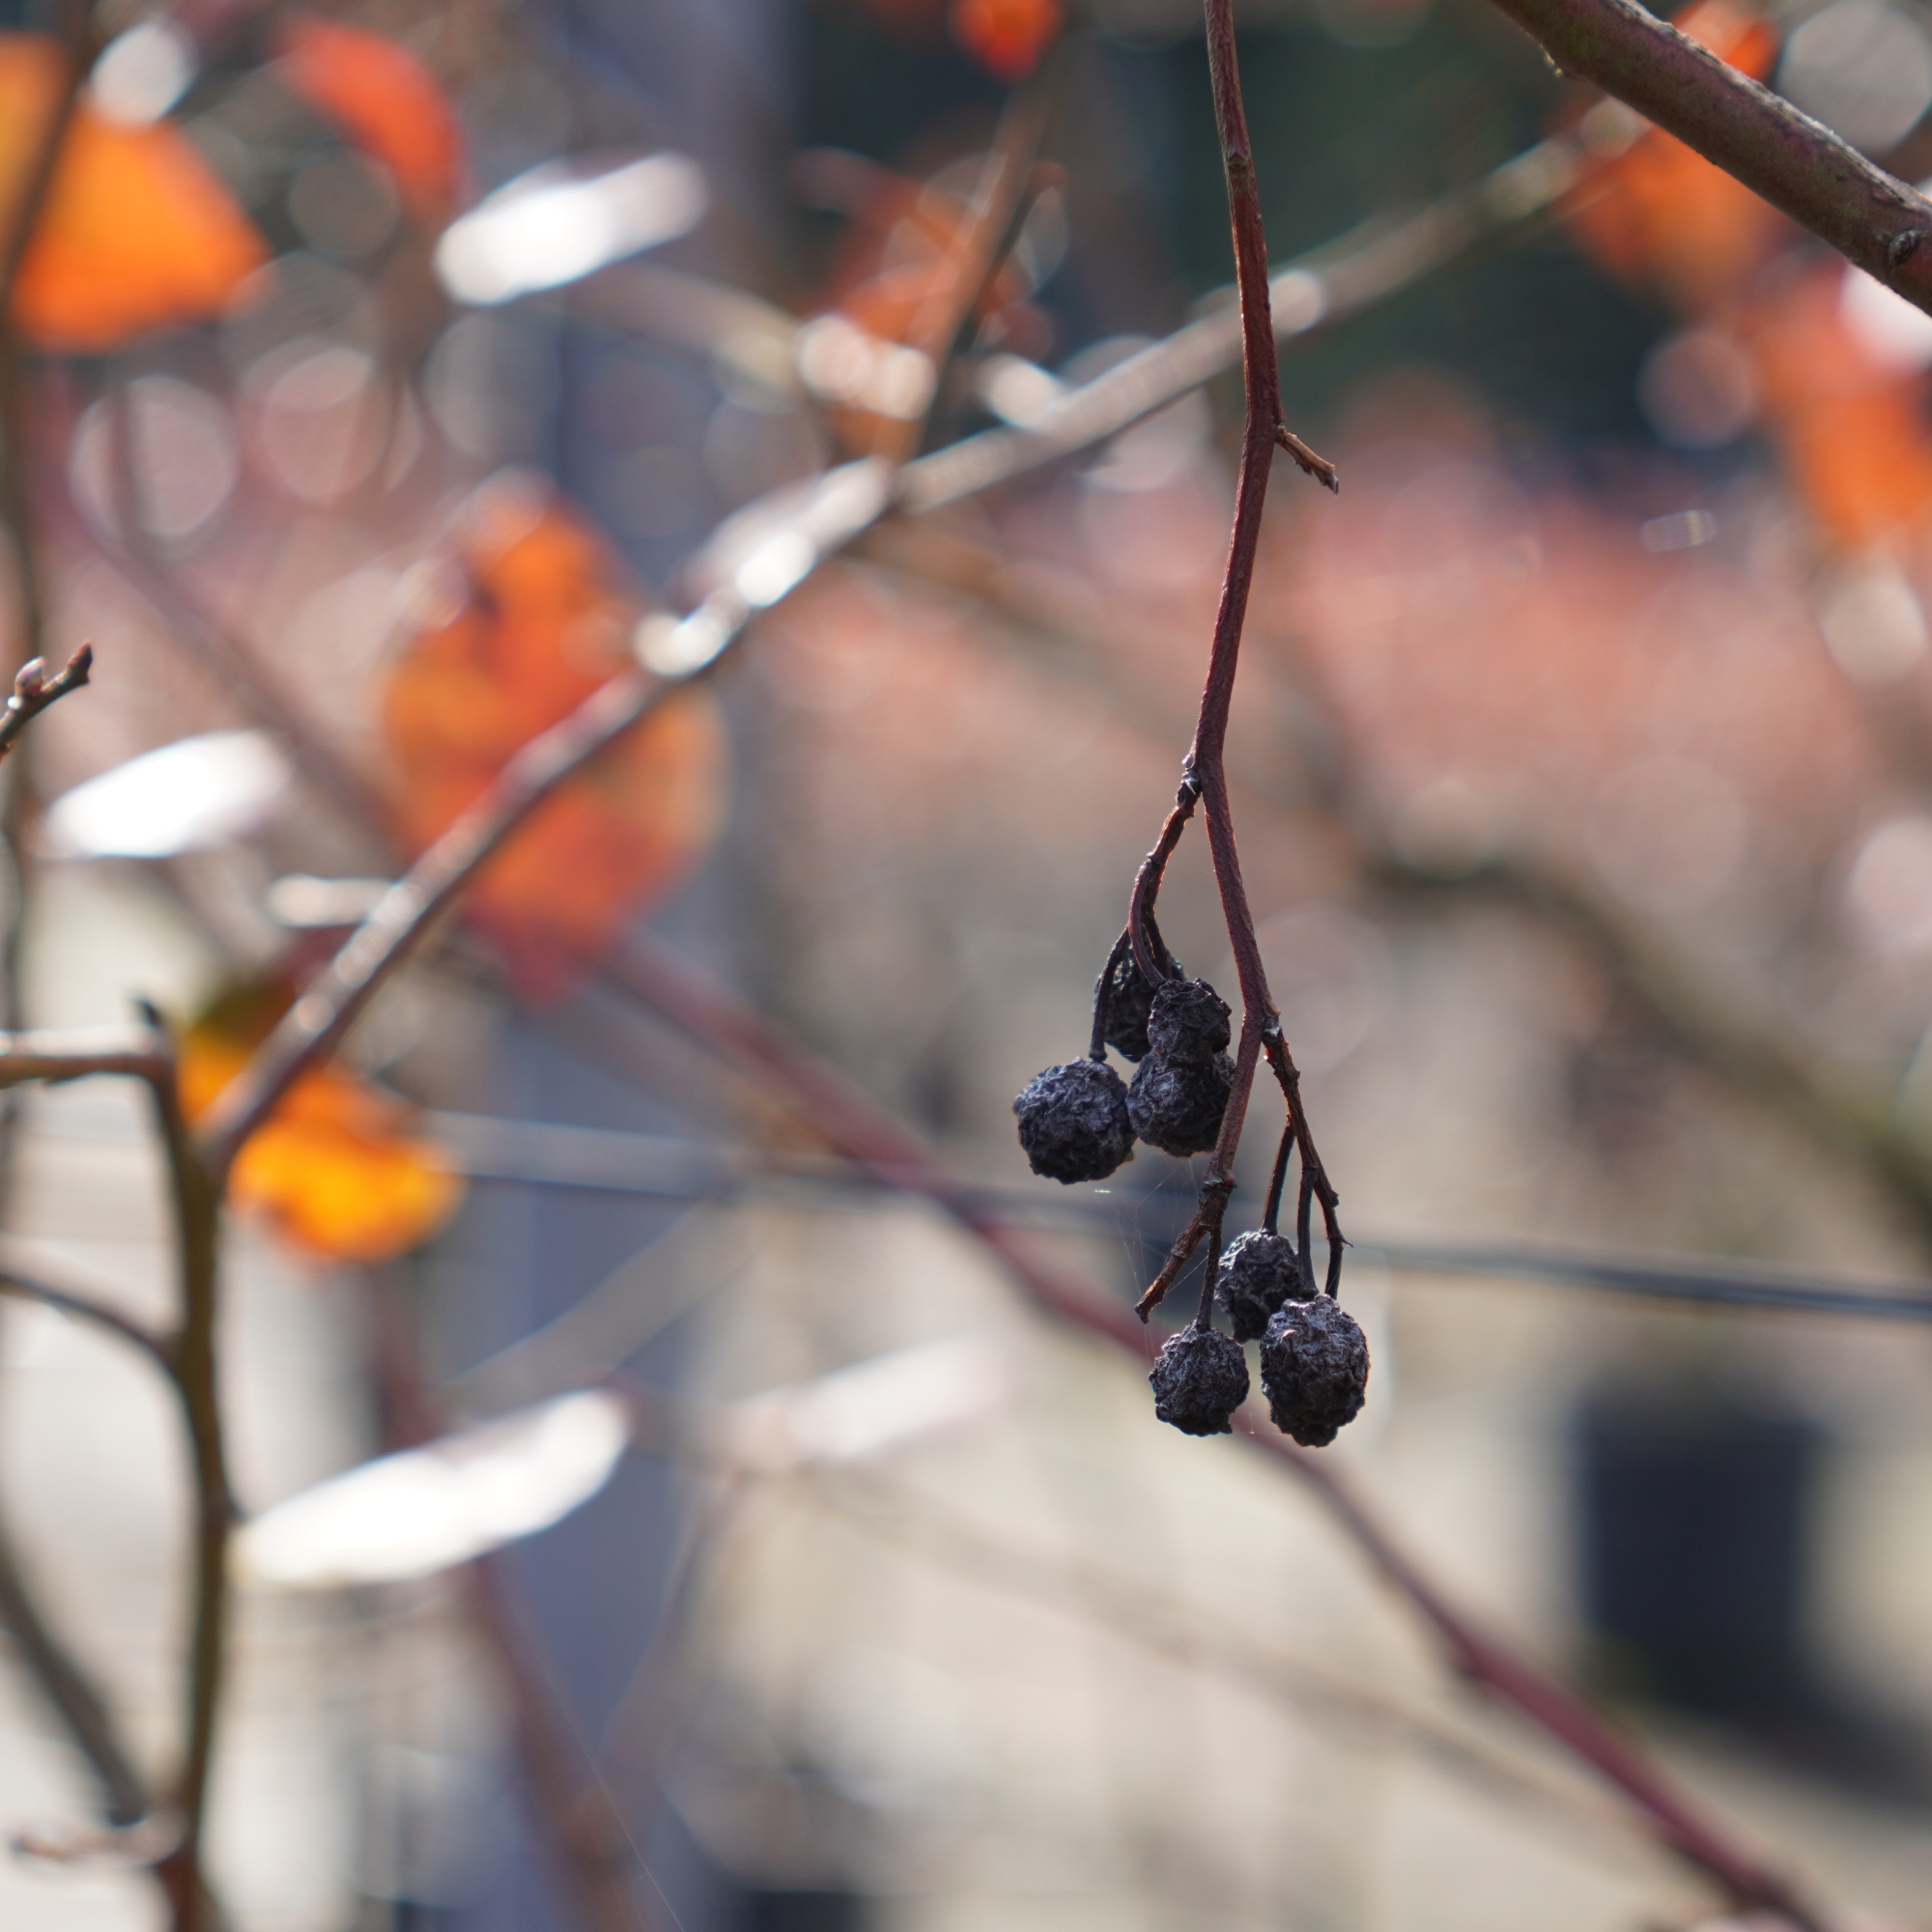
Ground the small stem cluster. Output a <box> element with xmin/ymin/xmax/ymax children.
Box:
<box><xmin>1076</xmin><ymin>1</ymin><xmax>1348</xmax><ymax>1333</ymax></box>
<box><xmin>1009</xmin><ymin>0</ymin><xmax>1356</xmax><ymax>1447</ymax></box>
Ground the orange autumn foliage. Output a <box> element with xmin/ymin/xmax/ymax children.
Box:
<box><xmin>179</xmin><ymin>1004</ymin><xmax>463</xmax><ymax>1264</ymax></box>
<box><xmin>949</xmin><ymin>0</ymin><xmax>1062</xmax><ymax>82</ymax></box>
<box><xmin>1563</xmin><ymin>1</ymin><xmax>1783</xmax><ymax>314</ymax></box>
<box><xmin>382</xmin><ymin>488</ymin><xmax>729</xmax><ymax>999</ymax></box>
<box><xmin>277</xmin><ymin>16</ymin><xmax>465</xmax><ymax>225</ymax></box>
<box><xmin>0</xmin><ymin>35</ymin><xmax>265</xmax><ymax>352</ymax></box>
<box><xmin>1744</xmin><ymin>270</ymin><xmax>1932</xmax><ymax>548</ymax></box>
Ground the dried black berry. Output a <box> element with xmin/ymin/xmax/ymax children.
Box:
<box><xmin>1215</xmin><ymin>1229</ymin><xmax>1308</xmax><ymax>1342</ymax></box>
<box><xmin>1126</xmin><ymin>1049</ymin><xmax>1233</xmax><ymax>1156</ymax></box>
<box><xmin>1100</xmin><ymin>950</ymin><xmax>1178</xmax><ymax>1063</ymax></box>
<box><xmin>1259</xmin><ymin>1295</ymin><xmax>1369</xmax><ymax>1448</ymax></box>
<box><xmin>1013</xmin><ymin>1058</ymin><xmax>1136</xmax><ymax>1183</ymax></box>
<box><xmin>1146</xmin><ymin>978</ymin><xmax>1231</xmax><ymax>1065</ymax></box>
<box><xmin>1149</xmin><ymin>1321</ymin><xmax>1250</xmax><ymax>1435</ymax></box>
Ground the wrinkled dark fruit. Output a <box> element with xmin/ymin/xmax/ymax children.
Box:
<box><xmin>1013</xmin><ymin>1058</ymin><xmax>1136</xmax><ymax>1183</ymax></box>
<box><xmin>1100</xmin><ymin>949</ymin><xmax>1177</xmax><ymax>1063</ymax></box>
<box><xmin>1146</xmin><ymin>977</ymin><xmax>1231</xmax><ymax>1064</ymax></box>
<box><xmin>1126</xmin><ymin>1049</ymin><xmax>1233</xmax><ymax>1156</ymax></box>
<box><xmin>1215</xmin><ymin>1228</ymin><xmax>1308</xmax><ymax>1342</ymax></box>
<box><xmin>1150</xmin><ymin>1321</ymin><xmax>1250</xmax><ymax>1436</ymax></box>
<box><xmin>1259</xmin><ymin>1295</ymin><xmax>1370</xmax><ymax>1448</ymax></box>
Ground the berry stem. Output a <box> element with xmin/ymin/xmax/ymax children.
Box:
<box><xmin>1089</xmin><ymin>928</ymin><xmax>1133</xmax><ymax>1061</ymax></box>
<box><xmin>1134</xmin><ymin>0</ymin><xmax>1343</xmax><ymax>1320</ymax></box>
<box><xmin>1262</xmin><ymin>1119</ymin><xmax>1293</xmax><ymax>1236</ymax></box>
<box><xmin>1127</xmin><ymin>774</ymin><xmax>1199</xmax><ymax>983</ymax></box>
<box><xmin>1195</xmin><ymin>1222</ymin><xmax>1224</xmax><ymax>1328</ymax></box>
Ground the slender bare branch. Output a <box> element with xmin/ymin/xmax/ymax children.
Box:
<box><xmin>1484</xmin><ymin>0</ymin><xmax>1932</xmax><ymax>312</ymax></box>
<box><xmin>0</xmin><ymin>1027</ymin><xmax>166</xmax><ymax>1089</ymax></box>
<box><xmin>0</xmin><ymin>1523</ymin><xmax>150</xmax><ymax>1829</ymax></box>
<box><xmin>0</xmin><ymin>1256</ymin><xmax>173</xmax><ymax>1371</ymax></box>
<box><xmin>1130</xmin><ymin>0</ymin><xmax>1344</xmax><ymax>1321</ymax></box>
<box><xmin>137</xmin><ymin>1026</ymin><xmax>229</xmax><ymax>1932</ymax></box>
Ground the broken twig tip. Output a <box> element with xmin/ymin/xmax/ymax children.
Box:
<box><xmin>1275</xmin><ymin>424</ymin><xmax>1339</xmax><ymax>493</ymax></box>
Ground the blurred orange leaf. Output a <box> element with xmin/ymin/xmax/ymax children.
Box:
<box><xmin>1563</xmin><ymin>1</ymin><xmax>1782</xmax><ymax>314</ymax></box>
<box><xmin>949</xmin><ymin>0</ymin><xmax>1061</xmax><ymax>81</ymax></box>
<box><xmin>1745</xmin><ymin>270</ymin><xmax>1932</xmax><ymax>548</ymax></box>
<box><xmin>381</xmin><ymin>485</ymin><xmax>729</xmax><ymax>1000</ymax></box>
<box><xmin>180</xmin><ymin>991</ymin><xmax>464</xmax><ymax>1264</ymax></box>
<box><xmin>0</xmin><ymin>34</ymin><xmax>266</xmax><ymax>352</ymax></box>
<box><xmin>278</xmin><ymin>16</ymin><xmax>465</xmax><ymax>225</ymax></box>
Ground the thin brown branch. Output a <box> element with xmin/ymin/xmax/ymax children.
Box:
<box><xmin>1262</xmin><ymin>1431</ymin><xmax>1826</xmax><ymax>1929</ymax></box>
<box><xmin>0</xmin><ymin>1513</ymin><xmax>150</xmax><ymax>1829</ymax></box>
<box><xmin>1484</xmin><ymin>0</ymin><xmax>1932</xmax><ymax>312</ymax></box>
<box><xmin>0</xmin><ymin>1256</ymin><xmax>172</xmax><ymax>1371</ymax></box>
<box><xmin>1133</xmin><ymin>0</ymin><xmax>1341</xmax><ymax>1321</ymax></box>
<box><xmin>96</xmin><ymin>1016</ymin><xmax>231</xmax><ymax>1932</ymax></box>
<box><xmin>0</xmin><ymin>1026</ymin><xmax>166</xmax><ymax>1089</ymax></box>
<box><xmin>892</xmin><ymin>71</ymin><xmax>1055</xmax><ymax>463</ymax></box>
<box><xmin>0</xmin><ymin>1019</ymin><xmax>230</xmax><ymax>1928</ymax></box>
<box><xmin>598</xmin><ymin>933</ymin><xmax>1831</xmax><ymax>1929</ymax></box>
<box><xmin>0</xmin><ymin>642</ymin><xmax>91</xmax><ymax>763</ymax></box>
<box><xmin>828</xmin><ymin>1471</ymin><xmax>1650</xmax><ymax>1870</ymax></box>
<box><xmin>1127</xmin><ymin>776</ymin><xmax>1199</xmax><ymax>984</ymax></box>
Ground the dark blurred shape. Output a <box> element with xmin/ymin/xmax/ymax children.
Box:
<box><xmin>739</xmin><ymin>1889</ymin><xmax>870</xmax><ymax>1932</ymax></box>
<box><xmin>1577</xmin><ymin>1390</ymin><xmax>1932</xmax><ymax>1802</ymax></box>
<box><xmin>1577</xmin><ymin>1393</ymin><xmax>1815</xmax><ymax>1719</ymax></box>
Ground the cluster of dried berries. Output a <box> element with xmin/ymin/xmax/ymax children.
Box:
<box><xmin>1014</xmin><ymin>927</ymin><xmax>1365</xmax><ymax>1449</ymax></box>
<box><xmin>1151</xmin><ymin>1231</ymin><xmax>1369</xmax><ymax>1446</ymax></box>
<box><xmin>1012</xmin><ymin>940</ymin><xmax>1236</xmax><ymax>1185</ymax></box>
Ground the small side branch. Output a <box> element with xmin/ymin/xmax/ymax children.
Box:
<box><xmin>0</xmin><ymin>1520</ymin><xmax>149</xmax><ymax>1828</ymax></box>
<box><xmin>0</xmin><ymin>1261</ymin><xmax>173</xmax><ymax>1372</ymax></box>
<box><xmin>1126</xmin><ymin>774</ymin><xmax>1199</xmax><ymax>983</ymax></box>
<box><xmin>0</xmin><ymin>644</ymin><xmax>92</xmax><ymax>763</ymax></box>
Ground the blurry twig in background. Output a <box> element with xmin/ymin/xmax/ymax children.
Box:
<box><xmin>0</xmin><ymin>1248</ymin><xmax>171</xmax><ymax>1368</ymax></box>
<box><xmin>599</xmin><ymin>929</ymin><xmax>1830</xmax><ymax>1931</ymax></box>
<box><xmin>897</xmin><ymin>133</ymin><xmax>1594</xmax><ymax>514</ymax></box>
<box><xmin>360</xmin><ymin>1274</ymin><xmax>660</xmax><ymax>1932</ymax></box>
<box><xmin>887</xmin><ymin>68</ymin><xmax>1055</xmax><ymax>464</ymax></box>
<box><xmin>822</xmin><ymin>1470</ymin><xmax>1651</xmax><ymax>1873</ymax></box>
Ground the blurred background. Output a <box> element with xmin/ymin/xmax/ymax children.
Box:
<box><xmin>4</xmin><ymin>0</ymin><xmax>1932</xmax><ymax>1925</ymax></box>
